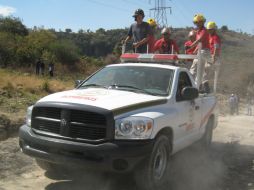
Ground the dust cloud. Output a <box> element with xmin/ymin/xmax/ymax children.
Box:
<box><xmin>168</xmin><ymin>144</ymin><xmax>227</xmax><ymax>190</ymax></box>
<box><xmin>33</xmin><ymin>142</ymin><xmax>254</xmax><ymax>190</ymax></box>
<box><xmin>39</xmin><ymin>144</ymin><xmax>229</xmax><ymax>190</ymax></box>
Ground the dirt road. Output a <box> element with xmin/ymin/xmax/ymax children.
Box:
<box><xmin>0</xmin><ymin>115</ymin><xmax>254</xmax><ymax>190</ymax></box>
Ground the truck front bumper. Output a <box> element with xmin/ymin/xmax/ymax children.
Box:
<box><xmin>19</xmin><ymin>125</ymin><xmax>154</xmax><ymax>172</ymax></box>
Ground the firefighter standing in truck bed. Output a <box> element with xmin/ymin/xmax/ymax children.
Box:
<box><xmin>147</xmin><ymin>18</ymin><xmax>157</xmax><ymax>53</ymax></box>
<box><xmin>124</xmin><ymin>9</ymin><xmax>152</xmax><ymax>53</ymax></box>
<box><xmin>207</xmin><ymin>21</ymin><xmax>222</xmax><ymax>93</ymax></box>
<box><xmin>185</xmin><ymin>30</ymin><xmax>197</xmax><ymax>55</ymax></box>
<box><xmin>153</xmin><ymin>27</ymin><xmax>179</xmax><ymax>54</ymax></box>
<box><xmin>186</xmin><ymin>14</ymin><xmax>210</xmax><ymax>91</ymax></box>
<box><xmin>184</xmin><ymin>30</ymin><xmax>197</xmax><ymax>69</ymax></box>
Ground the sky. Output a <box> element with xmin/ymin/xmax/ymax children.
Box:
<box><xmin>0</xmin><ymin>0</ymin><xmax>253</xmax><ymax>34</ymax></box>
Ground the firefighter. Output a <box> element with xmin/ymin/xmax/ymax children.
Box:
<box><xmin>207</xmin><ymin>21</ymin><xmax>222</xmax><ymax>93</ymax></box>
<box><xmin>184</xmin><ymin>30</ymin><xmax>197</xmax><ymax>68</ymax></box>
<box><xmin>184</xmin><ymin>30</ymin><xmax>196</xmax><ymax>55</ymax></box>
<box><xmin>229</xmin><ymin>94</ymin><xmax>236</xmax><ymax>115</ymax></box>
<box><xmin>153</xmin><ymin>27</ymin><xmax>179</xmax><ymax>54</ymax></box>
<box><xmin>187</xmin><ymin>14</ymin><xmax>210</xmax><ymax>92</ymax></box>
<box><xmin>124</xmin><ymin>9</ymin><xmax>152</xmax><ymax>53</ymax></box>
<box><xmin>147</xmin><ymin>18</ymin><xmax>157</xmax><ymax>53</ymax></box>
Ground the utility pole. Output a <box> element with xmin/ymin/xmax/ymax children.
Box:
<box><xmin>149</xmin><ymin>0</ymin><xmax>172</xmax><ymax>27</ymax></box>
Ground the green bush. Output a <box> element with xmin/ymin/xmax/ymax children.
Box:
<box><xmin>50</xmin><ymin>39</ymin><xmax>80</xmax><ymax>65</ymax></box>
<box><xmin>41</xmin><ymin>80</ymin><xmax>50</xmax><ymax>93</ymax></box>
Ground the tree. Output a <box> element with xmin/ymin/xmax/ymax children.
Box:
<box><xmin>65</xmin><ymin>28</ymin><xmax>72</xmax><ymax>33</ymax></box>
<box><xmin>26</xmin><ymin>29</ymin><xmax>57</xmax><ymax>57</ymax></box>
<box><xmin>50</xmin><ymin>39</ymin><xmax>80</xmax><ymax>65</ymax></box>
<box><xmin>0</xmin><ymin>32</ymin><xmax>17</xmax><ymax>66</ymax></box>
<box><xmin>0</xmin><ymin>17</ymin><xmax>28</xmax><ymax>36</ymax></box>
<box><xmin>221</xmin><ymin>25</ymin><xmax>228</xmax><ymax>32</ymax></box>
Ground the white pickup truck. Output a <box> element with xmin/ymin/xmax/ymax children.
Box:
<box><xmin>19</xmin><ymin>53</ymin><xmax>218</xmax><ymax>189</ymax></box>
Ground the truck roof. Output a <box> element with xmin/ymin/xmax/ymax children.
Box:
<box><xmin>107</xmin><ymin>62</ymin><xmax>182</xmax><ymax>71</ymax></box>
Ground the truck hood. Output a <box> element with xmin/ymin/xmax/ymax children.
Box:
<box><xmin>37</xmin><ymin>88</ymin><xmax>167</xmax><ymax>111</ymax></box>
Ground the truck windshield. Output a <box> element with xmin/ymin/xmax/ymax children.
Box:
<box><xmin>79</xmin><ymin>66</ymin><xmax>174</xmax><ymax>96</ymax></box>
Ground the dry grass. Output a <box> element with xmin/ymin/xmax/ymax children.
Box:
<box><xmin>0</xmin><ymin>69</ymin><xmax>74</xmax><ymax>122</ymax></box>
<box><xmin>0</xmin><ymin>69</ymin><xmax>73</xmax><ymax>94</ymax></box>
<box><xmin>217</xmin><ymin>32</ymin><xmax>254</xmax><ymax>97</ymax></box>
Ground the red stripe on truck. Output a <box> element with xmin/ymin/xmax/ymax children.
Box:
<box><xmin>153</xmin><ymin>54</ymin><xmax>178</xmax><ymax>60</ymax></box>
<box><xmin>120</xmin><ymin>53</ymin><xmax>140</xmax><ymax>59</ymax></box>
<box><xmin>199</xmin><ymin>102</ymin><xmax>217</xmax><ymax>128</ymax></box>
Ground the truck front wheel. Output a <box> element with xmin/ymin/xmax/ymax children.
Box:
<box><xmin>135</xmin><ymin>135</ymin><xmax>171</xmax><ymax>190</ymax></box>
<box><xmin>36</xmin><ymin>159</ymin><xmax>60</xmax><ymax>172</ymax></box>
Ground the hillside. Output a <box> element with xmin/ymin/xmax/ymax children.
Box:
<box><xmin>0</xmin><ymin>17</ymin><xmax>253</xmax><ymax>96</ymax></box>
<box><xmin>219</xmin><ymin>31</ymin><xmax>254</xmax><ymax>95</ymax></box>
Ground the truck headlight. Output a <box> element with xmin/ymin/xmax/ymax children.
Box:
<box><xmin>26</xmin><ymin>106</ymin><xmax>33</xmax><ymax>127</ymax></box>
<box><xmin>115</xmin><ymin>117</ymin><xmax>153</xmax><ymax>139</ymax></box>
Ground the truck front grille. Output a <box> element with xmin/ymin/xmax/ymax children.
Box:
<box><xmin>32</xmin><ymin>107</ymin><xmax>107</xmax><ymax>141</ymax></box>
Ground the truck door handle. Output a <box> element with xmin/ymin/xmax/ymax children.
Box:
<box><xmin>195</xmin><ymin>105</ymin><xmax>200</xmax><ymax>110</ymax></box>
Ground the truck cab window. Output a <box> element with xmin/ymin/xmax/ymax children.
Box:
<box><xmin>176</xmin><ymin>72</ymin><xmax>192</xmax><ymax>102</ymax></box>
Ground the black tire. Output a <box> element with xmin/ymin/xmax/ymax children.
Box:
<box><xmin>134</xmin><ymin>135</ymin><xmax>171</xmax><ymax>190</ymax></box>
<box><xmin>36</xmin><ymin>159</ymin><xmax>60</xmax><ymax>171</ymax></box>
<box><xmin>199</xmin><ymin>118</ymin><xmax>213</xmax><ymax>148</ymax></box>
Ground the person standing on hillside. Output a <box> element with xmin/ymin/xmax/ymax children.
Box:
<box><xmin>207</xmin><ymin>21</ymin><xmax>222</xmax><ymax>93</ymax></box>
<box><xmin>48</xmin><ymin>62</ymin><xmax>54</xmax><ymax>77</ymax></box>
<box><xmin>153</xmin><ymin>27</ymin><xmax>179</xmax><ymax>54</ymax></box>
<box><xmin>234</xmin><ymin>94</ymin><xmax>240</xmax><ymax>115</ymax></box>
<box><xmin>40</xmin><ymin>59</ymin><xmax>45</xmax><ymax>75</ymax></box>
<box><xmin>246</xmin><ymin>93</ymin><xmax>253</xmax><ymax>116</ymax></box>
<box><xmin>187</xmin><ymin>14</ymin><xmax>210</xmax><ymax>91</ymax></box>
<box><xmin>124</xmin><ymin>9</ymin><xmax>152</xmax><ymax>53</ymax></box>
<box><xmin>35</xmin><ymin>59</ymin><xmax>41</xmax><ymax>75</ymax></box>
<box><xmin>229</xmin><ymin>94</ymin><xmax>236</xmax><ymax>115</ymax></box>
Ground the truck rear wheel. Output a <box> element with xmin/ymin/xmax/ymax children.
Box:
<box><xmin>199</xmin><ymin>118</ymin><xmax>213</xmax><ymax>148</ymax></box>
<box><xmin>134</xmin><ymin>135</ymin><xmax>171</xmax><ymax>190</ymax></box>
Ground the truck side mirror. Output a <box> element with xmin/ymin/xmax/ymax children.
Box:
<box><xmin>181</xmin><ymin>87</ymin><xmax>199</xmax><ymax>101</ymax></box>
<box><xmin>75</xmin><ymin>80</ymin><xmax>83</xmax><ymax>88</ymax></box>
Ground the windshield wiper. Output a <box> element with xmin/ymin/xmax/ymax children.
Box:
<box><xmin>109</xmin><ymin>84</ymin><xmax>157</xmax><ymax>96</ymax></box>
<box><xmin>79</xmin><ymin>83</ymin><xmax>107</xmax><ymax>89</ymax></box>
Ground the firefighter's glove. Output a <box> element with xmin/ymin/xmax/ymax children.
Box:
<box><xmin>122</xmin><ymin>39</ymin><xmax>127</xmax><ymax>45</ymax></box>
<box><xmin>133</xmin><ymin>42</ymin><xmax>140</xmax><ymax>49</ymax></box>
<box><xmin>211</xmin><ymin>55</ymin><xmax>215</xmax><ymax>64</ymax></box>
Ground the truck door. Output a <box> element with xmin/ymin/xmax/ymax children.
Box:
<box><xmin>174</xmin><ymin>72</ymin><xmax>202</xmax><ymax>148</ymax></box>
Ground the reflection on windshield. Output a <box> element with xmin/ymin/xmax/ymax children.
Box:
<box><xmin>79</xmin><ymin>66</ymin><xmax>174</xmax><ymax>96</ymax></box>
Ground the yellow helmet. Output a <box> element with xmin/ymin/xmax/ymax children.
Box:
<box><xmin>193</xmin><ymin>14</ymin><xmax>206</xmax><ymax>23</ymax></box>
<box><xmin>147</xmin><ymin>18</ymin><xmax>157</xmax><ymax>27</ymax></box>
<box><xmin>207</xmin><ymin>21</ymin><xmax>217</xmax><ymax>29</ymax></box>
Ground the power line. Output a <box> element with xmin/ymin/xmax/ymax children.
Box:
<box><xmin>87</xmin><ymin>0</ymin><xmax>130</xmax><ymax>13</ymax></box>
<box><xmin>176</xmin><ymin>0</ymin><xmax>194</xmax><ymax>18</ymax></box>
<box><xmin>149</xmin><ymin>0</ymin><xmax>172</xmax><ymax>27</ymax></box>
<box><xmin>174</xmin><ymin>1</ymin><xmax>193</xmax><ymax>24</ymax></box>
<box><xmin>122</xmin><ymin>0</ymin><xmax>150</xmax><ymax>9</ymax></box>
<box><xmin>173</xmin><ymin>1</ymin><xmax>190</xmax><ymax>26</ymax></box>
